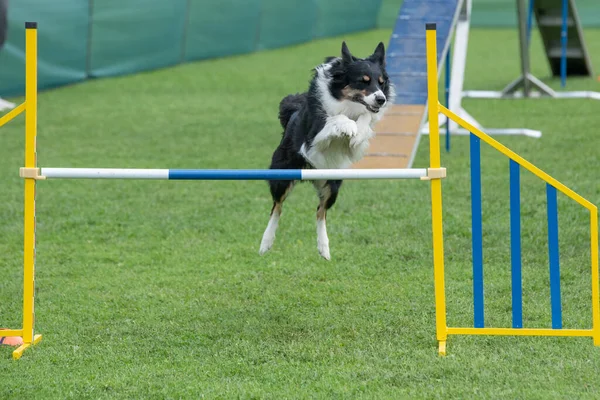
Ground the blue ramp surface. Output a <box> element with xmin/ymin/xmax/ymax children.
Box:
<box><xmin>353</xmin><ymin>0</ymin><xmax>460</xmax><ymax>169</ymax></box>
<box><xmin>386</xmin><ymin>0</ymin><xmax>460</xmax><ymax>105</ymax></box>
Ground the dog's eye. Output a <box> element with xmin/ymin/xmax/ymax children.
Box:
<box><xmin>378</xmin><ymin>76</ymin><xmax>384</xmax><ymax>84</ymax></box>
<box><xmin>362</xmin><ymin>75</ymin><xmax>370</xmax><ymax>83</ymax></box>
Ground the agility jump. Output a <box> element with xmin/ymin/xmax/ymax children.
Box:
<box><xmin>1</xmin><ymin>22</ymin><xmax>598</xmax><ymax>359</ymax></box>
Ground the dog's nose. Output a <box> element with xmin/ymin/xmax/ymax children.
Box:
<box><xmin>375</xmin><ymin>95</ymin><xmax>386</xmax><ymax>106</ymax></box>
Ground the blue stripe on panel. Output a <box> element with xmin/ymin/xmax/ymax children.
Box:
<box><xmin>510</xmin><ymin>160</ymin><xmax>523</xmax><ymax>328</ymax></box>
<box><xmin>470</xmin><ymin>133</ymin><xmax>484</xmax><ymax>328</ymax></box>
<box><xmin>546</xmin><ymin>184</ymin><xmax>562</xmax><ymax>329</ymax></box>
<box><xmin>445</xmin><ymin>44</ymin><xmax>451</xmax><ymax>152</ymax></box>
<box><xmin>560</xmin><ymin>0</ymin><xmax>568</xmax><ymax>88</ymax></box>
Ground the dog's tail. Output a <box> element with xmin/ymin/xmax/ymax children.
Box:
<box><xmin>278</xmin><ymin>93</ymin><xmax>306</xmax><ymax>130</ymax></box>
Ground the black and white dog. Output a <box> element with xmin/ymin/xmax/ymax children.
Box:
<box><xmin>259</xmin><ymin>41</ymin><xmax>394</xmax><ymax>260</ymax></box>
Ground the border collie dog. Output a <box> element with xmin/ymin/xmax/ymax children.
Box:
<box><xmin>259</xmin><ymin>41</ymin><xmax>394</xmax><ymax>260</ymax></box>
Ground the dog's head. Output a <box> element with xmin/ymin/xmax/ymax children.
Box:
<box><xmin>326</xmin><ymin>41</ymin><xmax>391</xmax><ymax>114</ymax></box>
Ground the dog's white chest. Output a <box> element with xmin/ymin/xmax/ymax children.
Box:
<box><xmin>300</xmin><ymin>114</ymin><xmax>374</xmax><ymax>170</ymax></box>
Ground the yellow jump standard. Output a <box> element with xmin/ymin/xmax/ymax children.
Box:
<box><xmin>426</xmin><ymin>22</ymin><xmax>600</xmax><ymax>355</ymax></box>
<box><xmin>0</xmin><ymin>22</ymin><xmax>42</xmax><ymax>360</ymax></box>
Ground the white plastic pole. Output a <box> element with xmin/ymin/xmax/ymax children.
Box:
<box><xmin>301</xmin><ymin>169</ymin><xmax>427</xmax><ymax>180</ymax></box>
<box><xmin>41</xmin><ymin>168</ymin><xmax>169</xmax><ymax>179</ymax></box>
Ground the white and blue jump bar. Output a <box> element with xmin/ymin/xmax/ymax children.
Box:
<box><xmin>39</xmin><ymin>168</ymin><xmax>428</xmax><ymax>180</ymax></box>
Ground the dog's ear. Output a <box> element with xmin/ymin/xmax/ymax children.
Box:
<box><xmin>341</xmin><ymin>41</ymin><xmax>354</xmax><ymax>64</ymax></box>
<box><xmin>372</xmin><ymin>42</ymin><xmax>386</xmax><ymax>66</ymax></box>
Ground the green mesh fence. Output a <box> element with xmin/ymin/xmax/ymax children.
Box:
<box><xmin>0</xmin><ymin>0</ymin><xmax>89</xmax><ymax>96</ymax></box>
<box><xmin>1</xmin><ymin>0</ymin><xmax>598</xmax><ymax>97</ymax></box>
<box><xmin>89</xmin><ymin>0</ymin><xmax>188</xmax><ymax>77</ymax></box>
<box><xmin>257</xmin><ymin>0</ymin><xmax>316</xmax><ymax>50</ymax></box>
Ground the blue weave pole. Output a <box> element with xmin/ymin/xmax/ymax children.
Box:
<box><xmin>470</xmin><ymin>133</ymin><xmax>484</xmax><ymax>328</ymax></box>
<box><xmin>546</xmin><ymin>184</ymin><xmax>562</xmax><ymax>329</ymax></box>
<box><xmin>526</xmin><ymin>0</ymin><xmax>535</xmax><ymax>45</ymax></box>
<box><xmin>510</xmin><ymin>160</ymin><xmax>523</xmax><ymax>328</ymax></box>
<box><xmin>445</xmin><ymin>44</ymin><xmax>451</xmax><ymax>152</ymax></box>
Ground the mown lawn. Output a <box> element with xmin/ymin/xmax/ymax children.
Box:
<box><xmin>1</xmin><ymin>27</ymin><xmax>600</xmax><ymax>398</ymax></box>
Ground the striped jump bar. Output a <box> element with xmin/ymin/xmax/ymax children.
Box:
<box><xmin>26</xmin><ymin>168</ymin><xmax>434</xmax><ymax>180</ymax></box>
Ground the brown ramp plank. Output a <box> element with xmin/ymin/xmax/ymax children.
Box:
<box><xmin>353</xmin><ymin>155</ymin><xmax>409</xmax><ymax>169</ymax></box>
<box><xmin>353</xmin><ymin>104</ymin><xmax>426</xmax><ymax>169</ymax></box>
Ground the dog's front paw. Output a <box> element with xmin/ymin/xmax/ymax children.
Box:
<box><xmin>339</xmin><ymin>120</ymin><xmax>358</xmax><ymax>138</ymax></box>
<box><xmin>330</xmin><ymin>115</ymin><xmax>358</xmax><ymax>137</ymax></box>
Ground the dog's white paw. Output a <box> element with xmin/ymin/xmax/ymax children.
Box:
<box><xmin>318</xmin><ymin>239</ymin><xmax>331</xmax><ymax>261</ymax></box>
<box><xmin>316</xmin><ymin>218</ymin><xmax>331</xmax><ymax>261</ymax></box>
<box><xmin>339</xmin><ymin>120</ymin><xmax>358</xmax><ymax>138</ymax></box>
<box><xmin>259</xmin><ymin>213</ymin><xmax>280</xmax><ymax>255</ymax></box>
<box><xmin>259</xmin><ymin>236</ymin><xmax>274</xmax><ymax>255</ymax></box>
<box><xmin>330</xmin><ymin>115</ymin><xmax>357</xmax><ymax>137</ymax></box>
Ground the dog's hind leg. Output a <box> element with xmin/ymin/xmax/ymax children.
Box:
<box><xmin>313</xmin><ymin>180</ymin><xmax>342</xmax><ymax>260</ymax></box>
<box><xmin>259</xmin><ymin>180</ymin><xmax>295</xmax><ymax>255</ymax></box>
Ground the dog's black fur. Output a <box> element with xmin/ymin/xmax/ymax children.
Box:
<box><xmin>259</xmin><ymin>41</ymin><xmax>394</xmax><ymax>260</ymax></box>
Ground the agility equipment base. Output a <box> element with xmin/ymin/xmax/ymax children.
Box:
<box><xmin>2</xmin><ymin>22</ymin><xmax>598</xmax><ymax>359</ymax></box>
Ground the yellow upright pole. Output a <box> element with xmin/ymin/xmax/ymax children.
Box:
<box><xmin>590</xmin><ymin>207</ymin><xmax>600</xmax><ymax>346</ymax></box>
<box><xmin>13</xmin><ymin>21</ymin><xmax>42</xmax><ymax>360</ymax></box>
<box><xmin>425</xmin><ymin>23</ymin><xmax>448</xmax><ymax>356</ymax></box>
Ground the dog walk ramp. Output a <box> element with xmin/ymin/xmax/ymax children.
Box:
<box><xmin>354</xmin><ymin>0</ymin><xmax>460</xmax><ymax>169</ymax></box>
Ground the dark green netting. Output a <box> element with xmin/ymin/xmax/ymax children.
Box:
<box><xmin>89</xmin><ymin>0</ymin><xmax>188</xmax><ymax>77</ymax></box>
<box><xmin>0</xmin><ymin>0</ymin><xmax>88</xmax><ymax>97</ymax></box>
<box><xmin>314</xmin><ymin>0</ymin><xmax>383</xmax><ymax>38</ymax></box>
<box><xmin>0</xmin><ymin>0</ymin><xmax>598</xmax><ymax>97</ymax></box>
<box><xmin>256</xmin><ymin>0</ymin><xmax>317</xmax><ymax>51</ymax></box>
<box><xmin>184</xmin><ymin>0</ymin><xmax>261</xmax><ymax>62</ymax></box>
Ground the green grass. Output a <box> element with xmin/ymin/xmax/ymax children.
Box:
<box><xmin>1</xmin><ymin>27</ymin><xmax>600</xmax><ymax>398</ymax></box>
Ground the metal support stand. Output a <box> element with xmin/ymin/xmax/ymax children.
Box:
<box><xmin>421</xmin><ymin>0</ymin><xmax>542</xmax><ymax>139</ymax></box>
<box><xmin>500</xmin><ymin>0</ymin><xmax>555</xmax><ymax>97</ymax></box>
<box><xmin>464</xmin><ymin>0</ymin><xmax>600</xmax><ymax>101</ymax></box>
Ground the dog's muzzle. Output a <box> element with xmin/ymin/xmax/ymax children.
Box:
<box><xmin>351</xmin><ymin>92</ymin><xmax>386</xmax><ymax>113</ymax></box>
<box><xmin>352</xmin><ymin>94</ymin><xmax>382</xmax><ymax>113</ymax></box>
